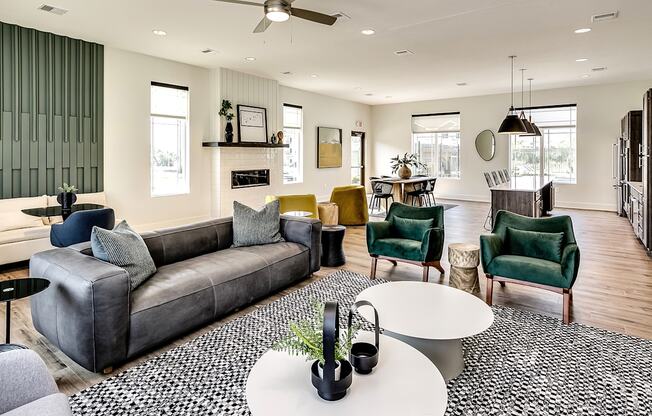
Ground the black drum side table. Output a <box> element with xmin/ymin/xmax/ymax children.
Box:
<box><xmin>0</xmin><ymin>278</ymin><xmax>50</xmax><ymax>353</ymax></box>
<box><xmin>321</xmin><ymin>226</ymin><xmax>346</xmax><ymax>267</ymax></box>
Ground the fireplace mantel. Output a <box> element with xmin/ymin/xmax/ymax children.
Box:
<box><xmin>202</xmin><ymin>142</ymin><xmax>288</xmax><ymax>148</ymax></box>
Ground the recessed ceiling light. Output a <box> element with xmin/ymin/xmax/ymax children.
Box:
<box><xmin>581</xmin><ymin>74</ymin><xmax>591</xmax><ymax>79</ymax></box>
<box><xmin>592</xmin><ymin>66</ymin><xmax>607</xmax><ymax>72</ymax></box>
<box><xmin>361</xmin><ymin>28</ymin><xmax>376</xmax><ymax>36</ymax></box>
<box><xmin>574</xmin><ymin>28</ymin><xmax>591</xmax><ymax>34</ymax></box>
<box><xmin>575</xmin><ymin>58</ymin><xmax>588</xmax><ymax>62</ymax></box>
<box><xmin>152</xmin><ymin>29</ymin><xmax>167</xmax><ymax>36</ymax></box>
<box><xmin>310</xmin><ymin>74</ymin><xmax>318</xmax><ymax>78</ymax></box>
<box><xmin>38</xmin><ymin>4</ymin><xmax>68</xmax><ymax>15</ymax></box>
<box><xmin>394</xmin><ymin>49</ymin><xmax>414</xmax><ymax>56</ymax></box>
<box><xmin>456</xmin><ymin>82</ymin><xmax>467</xmax><ymax>86</ymax></box>
<box><xmin>244</xmin><ymin>56</ymin><xmax>256</xmax><ymax>61</ymax></box>
<box><xmin>201</xmin><ymin>48</ymin><xmax>216</xmax><ymax>54</ymax></box>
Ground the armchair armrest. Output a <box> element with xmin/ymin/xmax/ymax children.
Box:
<box><xmin>366</xmin><ymin>221</ymin><xmax>391</xmax><ymax>253</ymax></box>
<box><xmin>280</xmin><ymin>216</ymin><xmax>322</xmax><ymax>273</ymax></box>
<box><xmin>421</xmin><ymin>227</ymin><xmax>444</xmax><ymax>262</ymax></box>
<box><xmin>480</xmin><ymin>234</ymin><xmax>503</xmax><ymax>271</ymax></box>
<box><xmin>561</xmin><ymin>243</ymin><xmax>581</xmax><ymax>288</ymax></box>
<box><xmin>29</xmin><ymin>248</ymin><xmax>130</xmax><ymax>372</ymax></box>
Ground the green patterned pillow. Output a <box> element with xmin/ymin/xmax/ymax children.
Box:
<box><xmin>91</xmin><ymin>220</ymin><xmax>157</xmax><ymax>290</ymax></box>
<box><xmin>390</xmin><ymin>215</ymin><xmax>434</xmax><ymax>241</ymax></box>
<box><xmin>232</xmin><ymin>200</ymin><xmax>284</xmax><ymax>247</ymax></box>
<box><xmin>505</xmin><ymin>227</ymin><xmax>564</xmax><ymax>263</ymax></box>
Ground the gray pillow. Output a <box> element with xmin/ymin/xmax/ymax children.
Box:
<box><xmin>232</xmin><ymin>200</ymin><xmax>284</xmax><ymax>247</ymax></box>
<box><xmin>91</xmin><ymin>220</ymin><xmax>157</xmax><ymax>290</ymax></box>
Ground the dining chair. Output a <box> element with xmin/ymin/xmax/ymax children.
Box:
<box><xmin>405</xmin><ymin>180</ymin><xmax>428</xmax><ymax>206</ymax></box>
<box><xmin>369</xmin><ymin>180</ymin><xmax>394</xmax><ymax>214</ymax></box>
<box><xmin>497</xmin><ymin>170</ymin><xmax>507</xmax><ymax>183</ymax></box>
<box><xmin>483</xmin><ymin>173</ymin><xmax>494</xmax><ymax>231</ymax></box>
<box><xmin>503</xmin><ymin>169</ymin><xmax>511</xmax><ymax>182</ymax></box>
<box><xmin>491</xmin><ymin>171</ymin><xmax>501</xmax><ymax>185</ymax></box>
<box><xmin>423</xmin><ymin>178</ymin><xmax>437</xmax><ymax>206</ymax></box>
<box><xmin>484</xmin><ymin>172</ymin><xmax>495</xmax><ymax>188</ymax></box>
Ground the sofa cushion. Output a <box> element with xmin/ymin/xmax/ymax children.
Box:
<box><xmin>0</xmin><ymin>196</ymin><xmax>49</xmax><ymax>226</ymax></box>
<box><xmin>487</xmin><ymin>254</ymin><xmax>567</xmax><ymax>288</ymax></box>
<box><xmin>3</xmin><ymin>393</ymin><xmax>71</xmax><ymax>416</ymax></box>
<box><xmin>91</xmin><ymin>221</ymin><xmax>157</xmax><ymax>290</ymax></box>
<box><xmin>0</xmin><ymin>226</ymin><xmax>50</xmax><ymax>245</ymax></box>
<box><xmin>390</xmin><ymin>215</ymin><xmax>433</xmax><ymax>241</ymax></box>
<box><xmin>232</xmin><ymin>242</ymin><xmax>310</xmax><ymax>289</ymax></box>
<box><xmin>232</xmin><ymin>200</ymin><xmax>284</xmax><ymax>247</ymax></box>
<box><xmin>370</xmin><ymin>238</ymin><xmax>423</xmax><ymax>262</ymax></box>
<box><xmin>0</xmin><ymin>211</ymin><xmax>45</xmax><ymax>233</ymax></box>
<box><xmin>505</xmin><ymin>227</ymin><xmax>564</xmax><ymax>263</ymax></box>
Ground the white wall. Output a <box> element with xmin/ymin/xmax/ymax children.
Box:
<box><xmin>280</xmin><ymin>86</ymin><xmax>372</xmax><ymax>201</ymax></box>
<box><xmin>104</xmin><ymin>47</ymin><xmax>212</xmax><ymax>229</ymax></box>
<box><xmin>371</xmin><ymin>79</ymin><xmax>652</xmax><ymax>211</ymax></box>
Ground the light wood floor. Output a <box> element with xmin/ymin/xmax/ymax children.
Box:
<box><xmin>2</xmin><ymin>199</ymin><xmax>651</xmax><ymax>396</ymax></box>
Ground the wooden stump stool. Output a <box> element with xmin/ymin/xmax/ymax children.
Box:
<box><xmin>448</xmin><ymin>243</ymin><xmax>481</xmax><ymax>296</ymax></box>
<box><xmin>318</xmin><ymin>202</ymin><xmax>339</xmax><ymax>226</ymax></box>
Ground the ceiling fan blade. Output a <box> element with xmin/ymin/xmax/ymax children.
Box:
<box><xmin>290</xmin><ymin>8</ymin><xmax>337</xmax><ymax>25</ymax></box>
<box><xmin>212</xmin><ymin>0</ymin><xmax>263</xmax><ymax>7</ymax></box>
<box><xmin>253</xmin><ymin>17</ymin><xmax>273</xmax><ymax>33</ymax></box>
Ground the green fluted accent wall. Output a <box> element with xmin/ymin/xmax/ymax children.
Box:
<box><xmin>0</xmin><ymin>21</ymin><xmax>103</xmax><ymax>199</ymax></box>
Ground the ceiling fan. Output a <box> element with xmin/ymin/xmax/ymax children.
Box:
<box><xmin>213</xmin><ymin>0</ymin><xmax>337</xmax><ymax>33</ymax></box>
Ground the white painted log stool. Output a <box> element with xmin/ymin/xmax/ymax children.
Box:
<box><xmin>448</xmin><ymin>243</ymin><xmax>481</xmax><ymax>296</ymax></box>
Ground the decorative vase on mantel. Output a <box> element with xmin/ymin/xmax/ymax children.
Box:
<box><xmin>398</xmin><ymin>165</ymin><xmax>412</xmax><ymax>179</ymax></box>
<box><xmin>225</xmin><ymin>121</ymin><xmax>234</xmax><ymax>143</ymax></box>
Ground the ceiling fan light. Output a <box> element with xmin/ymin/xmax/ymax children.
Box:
<box><xmin>266</xmin><ymin>10</ymin><xmax>289</xmax><ymax>22</ymax></box>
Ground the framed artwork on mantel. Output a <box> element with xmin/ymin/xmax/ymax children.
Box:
<box><xmin>237</xmin><ymin>105</ymin><xmax>268</xmax><ymax>143</ymax></box>
<box><xmin>317</xmin><ymin>126</ymin><xmax>342</xmax><ymax>168</ymax></box>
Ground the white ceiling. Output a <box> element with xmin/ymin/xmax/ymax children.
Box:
<box><xmin>1</xmin><ymin>0</ymin><xmax>651</xmax><ymax>105</ymax></box>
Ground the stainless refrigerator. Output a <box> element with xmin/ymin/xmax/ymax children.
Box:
<box><xmin>613</xmin><ymin>138</ymin><xmax>626</xmax><ymax>216</ymax></box>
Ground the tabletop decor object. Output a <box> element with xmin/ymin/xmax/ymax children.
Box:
<box><xmin>390</xmin><ymin>153</ymin><xmax>426</xmax><ymax>179</ymax></box>
<box><xmin>276</xmin><ymin>130</ymin><xmax>284</xmax><ymax>144</ymax></box>
<box><xmin>348</xmin><ymin>300</ymin><xmax>379</xmax><ymax>374</ymax></box>
<box><xmin>272</xmin><ymin>300</ymin><xmax>356</xmax><ymax>401</ymax></box>
<box><xmin>219</xmin><ymin>99</ymin><xmax>235</xmax><ymax>143</ymax></box>
<box><xmin>57</xmin><ymin>183</ymin><xmax>78</xmax><ymax>210</ymax></box>
<box><xmin>237</xmin><ymin>104</ymin><xmax>268</xmax><ymax>143</ymax></box>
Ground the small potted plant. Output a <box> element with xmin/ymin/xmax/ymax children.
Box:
<box><xmin>390</xmin><ymin>153</ymin><xmax>426</xmax><ymax>179</ymax></box>
<box><xmin>57</xmin><ymin>183</ymin><xmax>78</xmax><ymax>210</ymax></box>
<box><xmin>273</xmin><ymin>300</ymin><xmax>358</xmax><ymax>382</ymax></box>
<box><xmin>219</xmin><ymin>99</ymin><xmax>235</xmax><ymax>143</ymax></box>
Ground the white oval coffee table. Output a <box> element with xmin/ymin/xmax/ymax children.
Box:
<box><xmin>246</xmin><ymin>332</ymin><xmax>448</xmax><ymax>415</ymax></box>
<box><xmin>356</xmin><ymin>281</ymin><xmax>494</xmax><ymax>380</ymax></box>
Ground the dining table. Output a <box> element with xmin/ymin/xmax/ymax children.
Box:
<box><xmin>374</xmin><ymin>176</ymin><xmax>437</xmax><ymax>204</ymax></box>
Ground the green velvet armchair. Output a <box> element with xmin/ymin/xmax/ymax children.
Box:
<box><xmin>480</xmin><ymin>210</ymin><xmax>581</xmax><ymax>324</ymax></box>
<box><xmin>366</xmin><ymin>202</ymin><xmax>445</xmax><ymax>282</ymax></box>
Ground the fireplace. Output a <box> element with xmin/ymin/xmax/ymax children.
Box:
<box><xmin>231</xmin><ymin>169</ymin><xmax>270</xmax><ymax>189</ymax></box>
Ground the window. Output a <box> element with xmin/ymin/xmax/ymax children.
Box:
<box><xmin>150</xmin><ymin>82</ymin><xmax>189</xmax><ymax>197</ymax></box>
<box><xmin>411</xmin><ymin>113</ymin><xmax>460</xmax><ymax>178</ymax></box>
<box><xmin>283</xmin><ymin>104</ymin><xmax>303</xmax><ymax>184</ymax></box>
<box><xmin>510</xmin><ymin>105</ymin><xmax>577</xmax><ymax>184</ymax></box>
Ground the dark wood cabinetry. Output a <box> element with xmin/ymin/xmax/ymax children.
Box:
<box><xmin>629</xmin><ymin>182</ymin><xmax>644</xmax><ymax>241</ymax></box>
<box><xmin>622</xmin><ymin>111</ymin><xmax>643</xmax><ymax>182</ymax></box>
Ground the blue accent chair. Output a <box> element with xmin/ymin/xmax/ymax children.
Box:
<box><xmin>50</xmin><ymin>208</ymin><xmax>115</xmax><ymax>247</ymax></box>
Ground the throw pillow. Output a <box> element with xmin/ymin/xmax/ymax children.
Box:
<box><xmin>390</xmin><ymin>215</ymin><xmax>434</xmax><ymax>241</ymax></box>
<box><xmin>0</xmin><ymin>212</ymin><xmax>45</xmax><ymax>232</ymax></box>
<box><xmin>232</xmin><ymin>200</ymin><xmax>284</xmax><ymax>247</ymax></box>
<box><xmin>91</xmin><ymin>220</ymin><xmax>157</xmax><ymax>290</ymax></box>
<box><xmin>505</xmin><ymin>227</ymin><xmax>564</xmax><ymax>263</ymax></box>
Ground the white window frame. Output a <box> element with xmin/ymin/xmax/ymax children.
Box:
<box><xmin>150</xmin><ymin>82</ymin><xmax>190</xmax><ymax>197</ymax></box>
<box><xmin>282</xmin><ymin>104</ymin><xmax>303</xmax><ymax>184</ymax></box>
<box><xmin>509</xmin><ymin>105</ymin><xmax>577</xmax><ymax>185</ymax></box>
<box><xmin>411</xmin><ymin>113</ymin><xmax>461</xmax><ymax>179</ymax></box>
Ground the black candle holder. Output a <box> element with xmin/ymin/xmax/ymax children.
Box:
<box><xmin>348</xmin><ymin>300</ymin><xmax>380</xmax><ymax>374</ymax></box>
<box><xmin>310</xmin><ymin>302</ymin><xmax>353</xmax><ymax>401</ymax></box>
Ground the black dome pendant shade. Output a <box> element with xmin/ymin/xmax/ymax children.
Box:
<box><xmin>531</xmin><ymin>121</ymin><xmax>542</xmax><ymax>136</ymax></box>
<box><xmin>498</xmin><ymin>56</ymin><xmax>528</xmax><ymax>135</ymax></box>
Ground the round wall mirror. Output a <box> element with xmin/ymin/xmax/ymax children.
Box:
<box><xmin>475</xmin><ymin>129</ymin><xmax>496</xmax><ymax>161</ymax></box>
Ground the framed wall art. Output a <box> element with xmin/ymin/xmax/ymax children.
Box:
<box><xmin>317</xmin><ymin>126</ymin><xmax>342</xmax><ymax>168</ymax></box>
<box><xmin>237</xmin><ymin>105</ymin><xmax>268</xmax><ymax>143</ymax></box>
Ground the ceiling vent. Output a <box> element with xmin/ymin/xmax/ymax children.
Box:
<box><xmin>592</xmin><ymin>66</ymin><xmax>608</xmax><ymax>72</ymax></box>
<box><xmin>394</xmin><ymin>49</ymin><xmax>415</xmax><ymax>56</ymax></box>
<box><xmin>591</xmin><ymin>11</ymin><xmax>618</xmax><ymax>22</ymax></box>
<box><xmin>281</xmin><ymin>71</ymin><xmax>293</xmax><ymax>75</ymax></box>
<box><xmin>201</xmin><ymin>48</ymin><xmax>215</xmax><ymax>54</ymax></box>
<box><xmin>38</xmin><ymin>4</ymin><xmax>68</xmax><ymax>15</ymax></box>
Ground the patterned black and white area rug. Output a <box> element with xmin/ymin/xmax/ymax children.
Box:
<box><xmin>70</xmin><ymin>270</ymin><xmax>652</xmax><ymax>415</ymax></box>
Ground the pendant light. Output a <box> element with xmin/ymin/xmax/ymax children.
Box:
<box><xmin>528</xmin><ymin>78</ymin><xmax>543</xmax><ymax>136</ymax></box>
<box><xmin>498</xmin><ymin>56</ymin><xmax>527</xmax><ymax>134</ymax></box>
<box><xmin>518</xmin><ymin>68</ymin><xmax>536</xmax><ymax>136</ymax></box>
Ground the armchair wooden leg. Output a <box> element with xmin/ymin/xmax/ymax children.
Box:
<box><xmin>433</xmin><ymin>261</ymin><xmax>445</xmax><ymax>276</ymax></box>
<box><xmin>562</xmin><ymin>289</ymin><xmax>571</xmax><ymax>324</ymax></box>
<box><xmin>370</xmin><ymin>257</ymin><xmax>378</xmax><ymax>279</ymax></box>
<box><xmin>485</xmin><ymin>275</ymin><xmax>494</xmax><ymax>306</ymax></box>
<box><xmin>422</xmin><ymin>265</ymin><xmax>430</xmax><ymax>282</ymax></box>
<box><xmin>388</xmin><ymin>260</ymin><xmax>397</xmax><ymax>266</ymax></box>
<box><xmin>499</xmin><ymin>282</ymin><xmax>506</xmax><ymax>288</ymax></box>
<box><xmin>102</xmin><ymin>367</ymin><xmax>113</xmax><ymax>375</ymax></box>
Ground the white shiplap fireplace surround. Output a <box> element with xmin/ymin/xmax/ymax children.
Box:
<box><xmin>207</xmin><ymin>68</ymin><xmax>284</xmax><ymax>217</ymax></box>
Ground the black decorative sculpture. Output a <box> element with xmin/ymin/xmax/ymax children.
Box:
<box><xmin>310</xmin><ymin>302</ymin><xmax>353</xmax><ymax>401</ymax></box>
<box><xmin>348</xmin><ymin>300</ymin><xmax>380</xmax><ymax>374</ymax></box>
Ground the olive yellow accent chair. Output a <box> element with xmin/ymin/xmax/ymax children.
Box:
<box><xmin>264</xmin><ymin>194</ymin><xmax>318</xmax><ymax>219</ymax></box>
<box><xmin>329</xmin><ymin>185</ymin><xmax>369</xmax><ymax>226</ymax></box>
<box><xmin>480</xmin><ymin>210</ymin><xmax>580</xmax><ymax>324</ymax></box>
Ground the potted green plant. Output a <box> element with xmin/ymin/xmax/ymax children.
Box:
<box><xmin>390</xmin><ymin>153</ymin><xmax>426</xmax><ymax>179</ymax></box>
<box><xmin>219</xmin><ymin>99</ymin><xmax>235</xmax><ymax>143</ymax></box>
<box><xmin>57</xmin><ymin>183</ymin><xmax>78</xmax><ymax>210</ymax></box>
<box><xmin>272</xmin><ymin>300</ymin><xmax>358</xmax><ymax>381</ymax></box>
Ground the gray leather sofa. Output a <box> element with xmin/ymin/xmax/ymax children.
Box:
<box><xmin>0</xmin><ymin>349</ymin><xmax>72</xmax><ymax>416</ymax></box>
<box><xmin>29</xmin><ymin>216</ymin><xmax>321</xmax><ymax>373</ymax></box>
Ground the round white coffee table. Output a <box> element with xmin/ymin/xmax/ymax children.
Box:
<box><xmin>356</xmin><ymin>281</ymin><xmax>494</xmax><ymax>381</ymax></box>
<box><xmin>247</xmin><ymin>332</ymin><xmax>448</xmax><ymax>415</ymax></box>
